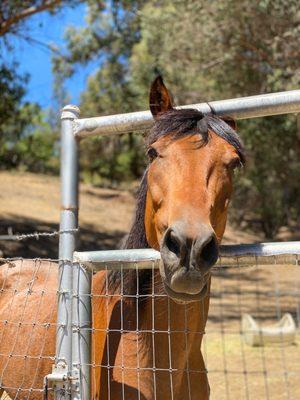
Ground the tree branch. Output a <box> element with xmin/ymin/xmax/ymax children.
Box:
<box><xmin>0</xmin><ymin>0</ymin><xmax>63</xmax><ymax>36</ymax></box>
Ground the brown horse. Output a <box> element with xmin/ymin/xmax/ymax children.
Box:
<box><xmin>0</xmin><ymin>77</ymin><xmax>245</xmax><ymax>399</ymax></box>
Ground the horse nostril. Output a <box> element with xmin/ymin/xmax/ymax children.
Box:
<box><xmin>165</xmin><ymin>230</ymin><xmax>181</xmax><ymax>258</ymax></box>
<box><xmin>200</xmin><ymin>236</ymin><xmax>219</xmax><ymax>266</ymax></box>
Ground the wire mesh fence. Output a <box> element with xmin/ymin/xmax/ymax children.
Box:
<box><xmin>81</xmin><ymin>255</ymin><xmax>300</xmax><ymax>400</ymax></box>
<box><xmin>205</xmin><ymin>259</ymin><xmax>300</xmax><ymax>400</ymax></box>
<box><xmin>0</xmin><ymin>253</ymin><xmax>299</xmax><ymax>399</ymax></box>
<box><xmin>0</xmin><ymin>258</ymin><xmax>58</xmax><ymax>399</ymax></box>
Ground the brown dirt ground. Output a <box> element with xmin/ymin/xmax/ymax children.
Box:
<box><xmin>0</xmin><ymin>171</ymin><xmax>299</xmax><ymax>399</ymax></box>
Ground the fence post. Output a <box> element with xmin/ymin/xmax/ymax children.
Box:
<box><xmin>55</xmin><ymin>105</ymin><xmax>80</xmax><ymax>399</ymax></box>
<box><xmin>72</xmin><ymin>262</ymin><xmax>92</xmax><ymax>399</ymax></box>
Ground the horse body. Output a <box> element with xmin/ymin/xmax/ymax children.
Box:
<box><xmin>0</xmin><ymin>76</ymin><xmax>245</xmax><ymax>399</ymax></box>
<box><xmin>0</xmin><ymin>259</ymin><xmax>57</xmax><ymax>399</ymax></box>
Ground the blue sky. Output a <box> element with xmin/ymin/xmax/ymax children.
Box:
<box><xmin>5</xmin><ymin>4</ymin><xmax>96</xmax><ymax>109</ymax></box>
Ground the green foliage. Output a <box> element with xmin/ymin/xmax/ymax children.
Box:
<box><xmin>0</xmin><ymin>1</ymin><xmax>80</xmax><ymax>175</ymax></box>
<box><xmin>0</xmin><ymin>64</ymin><xmax>30</xmax><ymax>140</ymax></box>
<box><xmin>77</xmin><ymin>59</ymin><xmax>146</xmax><ymax>185</ymax></box>
<box><xmin>232</xmin><ymin>115</ymin><xmax>300</xmax><ymax>238</ymax></box>
<box><xmin>80</xmin><ymin>133</ymin><xmax>145</xmax><ymax>186</ymax></box>
<box><xmin>130</xmin><ymin>0</ymin><xmax>300</xmax><ymax>99</ymax></box>
<box><xmin>0</xmin><ymin>64</ymin><xmax>59</xmax><ymax>174</ymax></box>
<box><xmin>0</xmin><ymin>96</ymin><xmax>59</xmax><ymax>173</ymax></box>
<box><xmin>9</xmin><ymin>113</ymin><xmax>59</xmax><ymax>173</ymax></box>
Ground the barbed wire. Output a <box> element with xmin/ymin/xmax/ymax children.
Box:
<box><xmin>0</xmin><ymin>228</ymin><xmax>79</xmax><ymax>242</ymax></box>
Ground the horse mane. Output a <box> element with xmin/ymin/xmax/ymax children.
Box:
<box><xmin>146</xmin><ymin>108</ymin><xmax>245</xmax><ymax>163</ymax></box>
<box><xmin>107</xmin><ymin>169</ymin><xmax>152</xmax><ymax>297</ymax></box>
<box><xmin>107</xmin><ymin>108</ymin><xmax>245</xmax><ymax>297</ymax></box>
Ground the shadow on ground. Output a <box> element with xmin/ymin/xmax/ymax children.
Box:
<box><xmin>0</xmin><ymin>216</ymin><xmax>126</xmax><ymax>259</ymax></box>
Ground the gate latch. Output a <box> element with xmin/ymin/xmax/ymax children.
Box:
<box><xmin>44</xmin><ymin>361</ymin><xmax>79</xmax><ymax>399</ymax></box>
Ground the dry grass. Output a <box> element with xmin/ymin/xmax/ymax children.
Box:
<box><xmin>0</xmin><ymin>171</ymin><xmax>135</xmax><ymax>258</ymax></box>
<box><xmin>205</xmin><ymin>264</ymin><xmax>300</xmax><ymax>400</ymax></box>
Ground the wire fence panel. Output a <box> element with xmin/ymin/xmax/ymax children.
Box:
<box><xmin>205</xmin><ymin>260</ymin><xmax>300</xmax><ymax>400</ymax></box>
<box><xmin>69</xmin><ymin>255</ymin><xmax>300</xmax><ymax>400</ymax></box>
<box><xmin>88</xmin><ymin>263</ymin><xmax>210</xmax><ymax>400</ymax></box>
<box><xmin>0</xmin><ymin>255</ymin><xmax>299</xmax><ymax>399</ymax></box>
<box><xmin>0</xmin><ymin>258</ymin><xmax>58</xmax><ymax>399</ymax></box>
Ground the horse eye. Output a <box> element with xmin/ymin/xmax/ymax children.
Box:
<box><xmin>228</xmin><ymin>158</ymin><xmax>242</xmax><ymax>170</ymax></box>
<box><xmin>147</xmin><ymin>147</ymin><xmax>158</xmax><ymax>162</ymax></box>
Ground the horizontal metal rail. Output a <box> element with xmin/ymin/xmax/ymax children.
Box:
<box><xmin>73</xmin><ymin>248</ymin><xmax>161</xmax><ymax>270</ymax></box>
<box><xmin>73</xmin><ymin>241</ymin><xmax>300</xmax><ymax>270</ymax></box>
<box><xmin>73</xmin><ymin>90</ymin><xmax>300</xmax><ymax>138</ymax></box>
<box><xmin>0</xmin><ymin>235</ymin><xmax>18</xmax><ymax>241</ymax></box>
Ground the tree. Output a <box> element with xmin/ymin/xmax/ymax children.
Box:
<box><xmin>0</xmin><ymin>0</ymin><xmax>81</xmax><ymax>36</ymax></box>
<box><xmin>0</xmin><ymin>64</ymin><xmax>35</xmax><ymax>162</ymax></box>
<box><xmin>0</xmin><ymin>0</ymin><xmax>83</xmax><ymax>173</ymax></box>
<box><xmin>0</xmin><ymin>63</ymin><xmax>59</xmax><ymax>173</ymax></box>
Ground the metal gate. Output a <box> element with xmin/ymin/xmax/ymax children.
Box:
<box><xmin>49</xmin><ymin>90</ymin><xmax>300</xmax><ymax>399</ymax></box>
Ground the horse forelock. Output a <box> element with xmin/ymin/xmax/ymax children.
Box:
<box><xmin>147</xmin><ymin>108</ymin><xmax>245</xmax><ymax>164</ymax></box>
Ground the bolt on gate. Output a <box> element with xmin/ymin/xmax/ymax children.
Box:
<box><xmin>48</xmin><ymin>90</ymin><xmax>300</xmax><ymax>399</ymax></box>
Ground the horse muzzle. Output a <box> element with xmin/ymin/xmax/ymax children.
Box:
<box><xmin>159</xmin><ymin>223</ymin><xmax>218</xmax><ymax>302</ymax></box>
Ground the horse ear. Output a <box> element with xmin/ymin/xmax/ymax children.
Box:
<box><xmin>149</xmin><ymin>76</ymin><xmax>174</xmax><ymax>118</ymax></box>
<box><xmin>222</xmin><ymin>117</ymin><xmax>237</xmax><ymax>131</ymax></box>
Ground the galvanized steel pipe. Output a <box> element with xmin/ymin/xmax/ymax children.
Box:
<box><xmin>71</xmin><ymin>263</ymin><xmax>91</xmax><ymax>400</ymax></box>
<box><xmin>73</xmin><ymin>90</ymin><xmax>300</xmax><ymax>138</ymax></box>
<box><xmin>73</xmin><ymin>241</ymin><xmax>300</xmax><ymax>271</ymax></box>
<box><xmin>57</xmin><ymin>105</ymin><xmax>82</xmax><ymax>399</ymax></box>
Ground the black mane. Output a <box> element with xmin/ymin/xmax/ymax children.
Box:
<box><xmin>107</xmin><ymin>109</ymin><xmax>245</xmax><ymax>296</ymax></box>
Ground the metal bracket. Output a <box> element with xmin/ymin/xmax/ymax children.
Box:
<box><xmin>44</xmin><ymin>361</ymin><xmax>79</xmax><ymax>399</ymax></box>
<box><xmin>71</xmin><ymin>366</ymin><xmax>80</xmax><ymax>394</ymax></box>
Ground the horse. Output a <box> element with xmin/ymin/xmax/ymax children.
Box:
<box><xmin>0</xmin><ymin>76</ymin><xmax>245</xmax><ymax>399</ymax></box>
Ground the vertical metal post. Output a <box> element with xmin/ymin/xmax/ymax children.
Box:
<box><xmin>72</xmin><ymin>263</ymin><xmax>92</xmax><ymax>399</ymax></box>
<box><xmin>56</xmin><ymin>105</ymin><xmax>80</xmax><ymax>399</ymax></box>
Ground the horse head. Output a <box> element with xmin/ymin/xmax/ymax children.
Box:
<box><xmin>144</xmin><ymin>76</ymin><xmax>245</xmax><ymax>303</ymax></box>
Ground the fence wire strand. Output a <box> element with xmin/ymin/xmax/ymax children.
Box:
<box><xmin>0</xmin><ymin>229</ymin><xmax>79</xmax><ymax>242</ymax></box>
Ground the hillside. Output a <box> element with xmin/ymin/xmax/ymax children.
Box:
<box><xmin>0</xmin><ymin>171</ymin><xmax>261</xmax><ymax>259</ymax></box>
